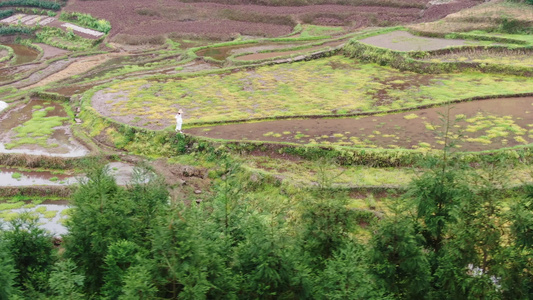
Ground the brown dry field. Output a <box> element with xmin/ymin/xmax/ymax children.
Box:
<box><xmin>65</xmin><ymin>0</ymin><xmax>484</xmax><ymax>40</ymax></box>
<box><xmin>24</xmin><ymin>53</ymin><xmax>126</xmax><ymax>89</ymax></box>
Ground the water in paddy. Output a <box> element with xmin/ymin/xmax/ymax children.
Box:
<box><xmin>0</xmin><ymin>99</ymin><xmax>89</xmax><ymax>157</ymax></box>
<box><xmin>0</xmin><ymin>101</ymin><xmax>7</xmax><ymax>112</ymax></box>
<box><xmin>0</xmin><ymin>167</ymin><xmax>77</xmax><ymax>186</ymax></box>
<box><xmin>1</xmin><ymin>204</ymin><xmax>69</xmax><ymax>236</ymax></box>
<box><xmin>5</xmin><ymin>44</ymin><xmax>39</xmax><ymax>65</ymax></box>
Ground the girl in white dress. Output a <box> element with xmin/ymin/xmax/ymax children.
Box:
<box><xmin>175</xmin><ymin>109</ymin><xmax>183</xmax><ymax>133</ymax></box>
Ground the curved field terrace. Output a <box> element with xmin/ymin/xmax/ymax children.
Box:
<box><xmin>421</xmin><ymin>48</ymin><xmax>533</xmax><ymax>67</ymax></box>
<box><xmin>90</xmin><ymin>56</ymin><xmax>533</xmax><ymax>128</ymax></box>
<box><xmin>186</xmin><ymin>97</ymin><xmax>533</xmax><ymax>152</ymax></box>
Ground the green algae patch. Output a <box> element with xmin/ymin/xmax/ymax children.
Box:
<box><xmin>5</xmin><ymin>105</ymin><xmax>70</xmax><ymax>149</ymax></box>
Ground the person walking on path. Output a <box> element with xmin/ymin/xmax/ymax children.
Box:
<box><xmin>175</xmin><ymin>109</ymin><xmax>183</xmax><ymax>133</ymax></box>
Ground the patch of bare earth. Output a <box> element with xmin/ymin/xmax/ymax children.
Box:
<box><xmin>35</xmin><ymin>43</ymin><xmax>69</xmax><ymax>60</ymax></box>
<box><xmin>65</xmin><ymin>0</ymin><xmax>479</xmax><ymax>40</ymax></box>
<box><xmin>24</xmin><ymin>53</ymin><xmax>126</xmax><ymax>89</ymax></box>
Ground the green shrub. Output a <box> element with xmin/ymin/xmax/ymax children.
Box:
<box><xmin>0</xmin><ymin>0</ymin><xmax>61</xmax><ymax>11</ymax></box>
<box><xmin>59</xmin><ymin>12</ymin><xmax>111</xmax><ymax>34</ymax></box>
<box><xmin>0</xmin><ymin>9</ymin><xmax>14</xmax><ymax>19</ymax></box>
<box><xmin>0</xmin><ymin>25</ymin><xmax>34</xmax><ymax>35</ymax></box>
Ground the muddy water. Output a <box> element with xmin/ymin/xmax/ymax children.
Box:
<box><xmin>0</xmin><ymin>167</ymin><xmax>77</xmax><ymax>186</ymax></box>
<box><xmin>106</xmin><ymin>162</ymin><xmax>145</xmax><ymax>185</ymax></box>
<box><xmin>196</xmin><ymin>42</ymin><xmax>308</xmax><ymax>61</ymax></box>
<box><xmin>2</xmin><ymin>204</ymin><xmax>69</xmax><ymax>236</ymax></box>
<box><xmin>5</xmin><ymin>44</ymin><xmax>39</xmax><ymax>65</ymax></box>
<box><xmin>0</xmin><ymin>100</ymin><xmax>89</xmax><ymax>157</ymax></box>
<box><xmin>0</xmin><ymin>162</ymin><xmax>143</xmax><ymax>187</ymax></box>
<box><xmin>186</xmin><ymin>97</ymin><xmax>533</xmax><ymax>152</ymax></box>
<box><xmin>0</xmin><ymin>101</ymin><xmax>7</xmax><ymax>112</ymax></box>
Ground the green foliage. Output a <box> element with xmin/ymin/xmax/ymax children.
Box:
<box><xmin>64</xmin><ymin>165</ymin><xmax>133</xmax><ymax>293</ymax></box>
<box><xmin>369</xmin><ymin>212</ymin><xmax>430</xmax><ymax>299</ymax></box>
<box><xmin>119</xmin><ymin>262</ymin><xmax>158</xmax><ymax>299</ymax></box>
<box><xmin>6</xmin><ymin>106</ymin><xmax>69</xmax><ymax>149</ymax></box>
<box><xmin>64</xmin><ymin>164</ymin><xmax>168</xmax><ymax>295</ymax></box>
<box><xmin>497</xmin><ymin>188</ymin><xmax>533</xmax><ymax>298</ymax></box>
<box><xmin>0</xmin><ymin>10</ymin><xmax>14</xmax><ymax>19</ymax></box>
<box><xmin>0</xmin><ymin>236</ymin><xmax>17</xmax><ymax>300</ymax></box>
<box><xmin>102</xmin><ymin>240</ymin><xmax>141</xmax><ymax>299</ymax></box>
<box><xmin>498</xmin><ymin>18</ymin><xmax>533</xmax><ymax>34</ymax></box>
<box><xmin>35</xmin><ymin>27</ymin><xmax>96</xmax><ymax>51</ymax></box>
<box><xmin>3</xmin><ymin>213</ymin><xmax>56</xmax><ymax>294</ymax></box>
<box><xmin>407</xmin><ymin>155</ymin><xmax>471</xmax><ymax>254</ymax></box>
<box><xmin>0</xmin><ymin>25</ymin><xmax>34</xmax><ymax>36</ymax></box>
<box><xmin>510</xmin><ymin>186</ymin><xmax>533</xmax><ymax>249</ymax></box>
<box><xmin>59</xmin><ymin>12</ymin><xmax>111</xmax><ymax>34</ymax></box>
<box><xmin>314</xmin><ymin>242</ymin><xmax>384</xmax><ymax>299</ymax></box>
<box><xmin>48</xmin><ymin>259</ymin><xmax>85</xmax><ymax>300</ymax></box>
<box><xmin>150</xmin><ymin>204</ymin><xmax>229</xmax><ymax>299</ymax></box>
<box><xmin>299</xmin><ymin>192</ymin><xmax>356</xmax><ymax>268</ymax></box>
<box><xmin>233</xmin><ymin>214</ymin><xmax>311</xmax><ymax>299</ymax></box>
<box><xmin>0</xmin><ymin>0</ymin><xmax>61</xmax><ymax>11</ymax></box>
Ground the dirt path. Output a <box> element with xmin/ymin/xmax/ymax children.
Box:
<box><xmin>24</xmin><ymin>53</ymin><xmax>126</xmax><ymax>89</ymax></box>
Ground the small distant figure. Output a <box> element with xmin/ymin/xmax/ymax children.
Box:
<box><xmin>175</xmin><ymin>109</ymin><xmax>183</xmax><ymax>133</ymax></box>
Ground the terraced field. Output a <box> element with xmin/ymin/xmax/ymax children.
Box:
<box><xmin>2</xmin><ymin>0</ymin><xmax>533</xmax><ymax>297</ymax></box>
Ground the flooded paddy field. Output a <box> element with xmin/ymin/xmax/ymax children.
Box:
<box><xmin>0</xmin><ymin>161</ymin><xmax>148</xmax><ymax>236</ymax></box>
<box><xmin>187</xmin><ymin>97</ymin><xmax>533</xmax><ymax>152</ymax></box>
<box><xmin>6</xmin><ymin>44</ymin><xmax>40</xmax><ymax>65</ymax></box>
<box><xmin>0</xmin><ymin>203</ymin><xmax>69</xmax><ymax>236</ymax></box>
<box><xmin>0</xmin><ymin>99</ymin><xmax>89</xmax><ymax>157</ymax></box>
<box><xmin>0</xmin><ymin>167</ymin><xmax>77</xmax><ymax>186</ymax></box>
<box><xmin>0</xmin><ymin>44</ymin><xmax>40</xmax><ymax>67</ymax></box>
